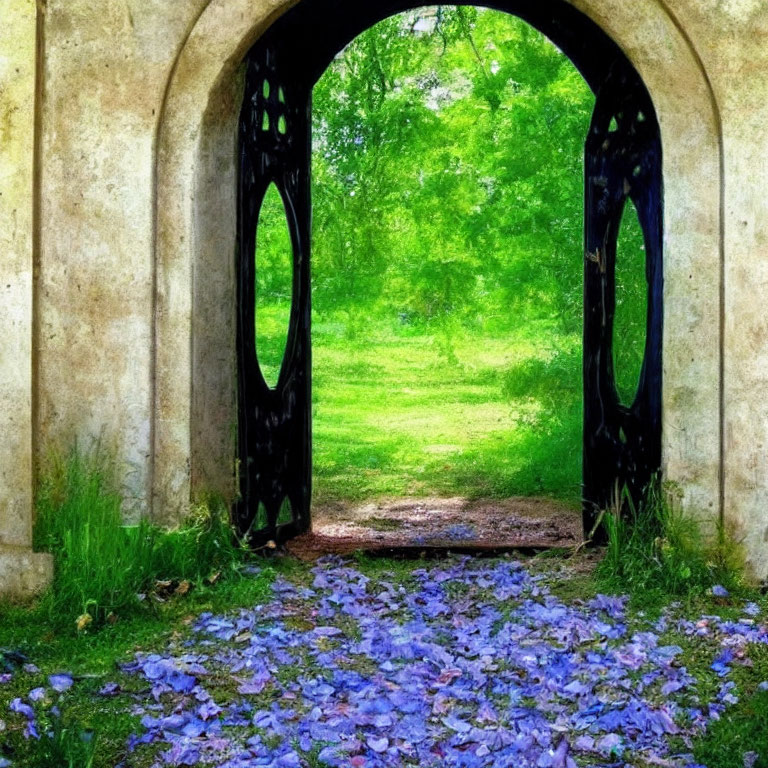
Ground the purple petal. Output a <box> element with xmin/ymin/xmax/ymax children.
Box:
<box><xmin>9</xmin><ymin>698</ymin><xmax>34</xmax><ymax>719</ymax></box>
<box><xmin>367</xmin><ymin>736</ymin><xmax>389</xmax><ymax>753</ymax></box>
<box><xmin>48</xmin><ymin>674</ymin><xmax>73</xmax><ymax>692</ymax></box>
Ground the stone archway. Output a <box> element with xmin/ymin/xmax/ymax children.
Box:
<box><xmin>152</xmin><ymin>0</ymin><xmax>723</xmax><ymax>536</ymax></box>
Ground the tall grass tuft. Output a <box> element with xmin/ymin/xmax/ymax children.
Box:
<box><xmin>34</xmin><ymin>448</ymin><xmax>153</xmax><ymax>626</ymax></box>
<box><xmin>595</xmin><ymin>479</ymin><xmax>744</xmax><ymax>605</ymax></box>
<box><xmin>147</xmin><ymin>494</ymin><xmax>248</xmax><ymax>582</ymax></box>
<box><xmin>33</xmin><ymin>447</ymin><xmax>248</xmax><ymax>630</ymax></box>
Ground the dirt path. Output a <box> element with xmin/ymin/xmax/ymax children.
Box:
<box><xmin>286</xmin><ymin>496</ymin><xmax>582</xmax><ymax>558</ymax></box>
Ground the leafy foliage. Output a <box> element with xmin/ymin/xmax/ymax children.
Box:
<box><xmin>310</xmin><ymin>8</ymin><xmax>595</xmax><ymax>325</ymax></box>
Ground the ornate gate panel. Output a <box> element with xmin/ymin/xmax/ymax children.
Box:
<box><xmin>234</xmin><ymin>43</ymin><xmax>312</xmax><ymax>545</ymax></box>
<box><xmin>583</xmin><ymin>64</ymin><xmax>663</xmax><ymax>534</ymax></box>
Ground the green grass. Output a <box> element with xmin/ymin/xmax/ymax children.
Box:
<box><xmin>2</xmin><ymin>541</ymin><xmax>765</xmax><ymax>767</ymax></box>
<box><xmin>30</xmin><ymin>448</ymin><xmax>249</xmax><ymax>631</ymax></box>
<box><xmin>695</xmin><ymin>689</ymin><xmax>768</xmax><ymax>767</ymax></box>
<box><xmin>659</xmin><ymin>626</ymin><xmax>768</xmax><ymax>767</ymax></box>
<box><xmin>10</xmin><ymin>708</ymin><xmax>98</xmax><ymax>768</ymax></box>
<box><xmin>253</xmin><ymin>189</ymin><xmax>644</xmax><ymax>510</ymax></box>
<box><xmin>0</xmin><ymin>565</ymin><xmax>282</xmax><ymax>768</ymax></box>
<box><xmin>595</xmin><ymin>481</ymin><xmax>747</xmax><ymax>611</ymax></box>
<box><xmin>692</xmin><ymin>647</ymin><xmax>768</xmax><ymax>768</ymax></box>
<box><xmin>2</xmin><ymin>457</ymin><xmax>289</xmax><ymax>768</ymax></box>
<box><xmin>312</xmin><ymin>314</ymin><xmax>582</xmax><ymax>504</ymax></box>
<box><xmin>254</xmin><ymin>305</ymin><xmax>586</xmax><ymax>507</ymax></box>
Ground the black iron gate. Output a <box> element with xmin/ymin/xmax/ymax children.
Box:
<box><xmin>234</xmin><ymin>44</ymin><xmax>313</xmax><ymax>546</ymax></box>
<box><xmin>234</xmin><ymin>1</ymin><xmax>663</xmax><ymax>546</ymax></box>
<box><xmin>582</xmin><ymin>64</ymin><xmax>663</xmax><ymax>535</ymax></box>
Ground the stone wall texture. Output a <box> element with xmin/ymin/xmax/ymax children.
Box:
<box><xmin>2</xmin><ymin>0</ymin><xmax>768</xmax><ymax>594</ymax></box>
<box><xmin>0</xmin><ymin>0</ymin><xmax>52</xmax><ymax>595</ymax></box>
<box><xmin>0</xmin><ymin>0</ymin><xmax>36</xmax><ymax>550</ymax></box>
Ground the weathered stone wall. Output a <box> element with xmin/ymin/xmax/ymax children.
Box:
<box><xmin>2</xmin><ymin>0</ymin><xmax>768</xmax><ymax>595</ymax></box>
<box><xmin>0</xmin><ymin>0</ymin><xmax>52</xmax><ymax>596</ymax></box>
<box><xmin>36</xmin><ymin>0</ymin><xmax>209</xmax><ymax>517</ymax></box>
<box><xmin>0</xmin><ymin>0</ymin><xmax>36</xmax><ymax>550</ymax></box>
<box><xmin>688</xmin><ymin>0</ymin><xmax>768</xmax><ymax>589</ymax></box>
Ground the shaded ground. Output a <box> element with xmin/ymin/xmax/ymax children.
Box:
<box><xmin>287</xmin><ymin>497</ymin><xmax>581</xmax><ymax>558</ymax></box>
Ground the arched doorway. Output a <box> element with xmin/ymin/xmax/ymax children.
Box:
<box><xmin>233</xmin><ymin>0</ymin><xmax>663</xmax><ymax>546</ymax></box>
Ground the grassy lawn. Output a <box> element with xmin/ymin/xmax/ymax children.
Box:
<box><xmin>257</xmin><ymin>305</ymin><xmax>584</xmax><ymax>508</ymax></box>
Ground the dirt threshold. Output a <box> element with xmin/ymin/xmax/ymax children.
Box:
<box><xmin>285</xmin><ymin>496</ymin><xmax>582</xmax><ymax>559</ymax></box>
